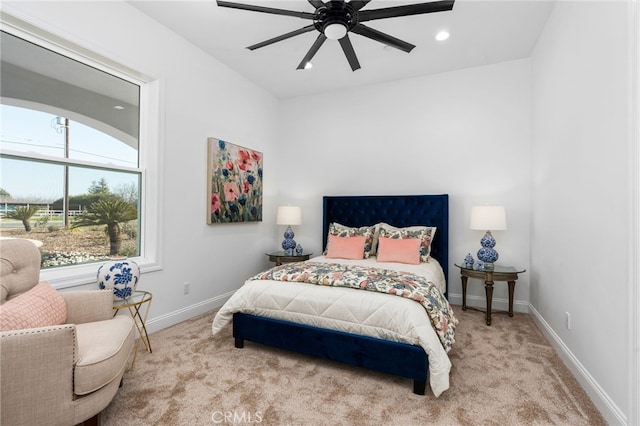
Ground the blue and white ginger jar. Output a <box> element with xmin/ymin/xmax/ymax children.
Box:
<box><xmin>97</xmin><ymin>257</ymin><xmax>140</xmax><ymax>300</ymax></box>
<box><xmin>464</xmin><ymin>253</ymin><xmax>474</xmax><ymax>268</ymax></box>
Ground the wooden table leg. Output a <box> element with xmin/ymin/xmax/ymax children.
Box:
<box><xmin>484</xmin><ymin>279</ymin><xmax>494</xmax><ymax>325</ymax></box>
<box><xmin>461</xmin><ymin>275</ymin><xmax>468</xmax><ymax>311</ymax></box>
<box><xmin>508</xmin><ymin>280</ymin><xmax>515</xmax><ymax>317</ymax></box>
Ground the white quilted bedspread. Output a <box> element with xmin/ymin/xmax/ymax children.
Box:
<box><xmin>211</xmin><ymin>256</ymin><xmax>452</xmax><ymax>397</ymax></box>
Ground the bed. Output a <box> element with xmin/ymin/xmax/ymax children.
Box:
<box><xmin>212</xmin><ymin>194</ymin><xmax>456</xmax><ymax>396</ymax></box>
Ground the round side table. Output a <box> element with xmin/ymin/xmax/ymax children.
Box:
<box><xmin>266</xmin><ymin>251</ymin><xmax>313</xmax><ymax>266</ymax></box>
<box><xmin>455</xmin><ymin>264</ymin><xmax>526</xmax><ymax>326</ymax></box>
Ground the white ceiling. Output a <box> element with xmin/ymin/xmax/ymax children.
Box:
<box><xmin>130</xmin><ymin>0</ymin><xmax>555</xmax><ymax>99</ymax></box>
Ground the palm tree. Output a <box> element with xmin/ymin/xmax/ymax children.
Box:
<box><xmin>73</xmin><ymin>198</ymin><xmax>137</xmax><ymax>255</ymax></box>
<box><xmin>6</xmin><ymin>205</ymin><xmax>41</xmax><ymax>232</ymax></box>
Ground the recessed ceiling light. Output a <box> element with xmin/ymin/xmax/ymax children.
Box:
<box><xmin>435</xmin><ymin>31</ymin><xmax>450</xmax><ymax>41</ymax></box>
<box><xmin>113</xmin><ymin>105</ymin><xmax>125</xmax><ymax>110</ymax></box>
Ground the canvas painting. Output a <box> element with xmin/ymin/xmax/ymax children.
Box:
<box><xmin>207</xmin><ymin>138</ymin><xmax>263</xmax><ymax>224</ymax></box>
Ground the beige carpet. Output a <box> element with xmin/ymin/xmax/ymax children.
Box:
<box><xmin>102</xmin><ymin>307</ymin><xmax>605</xmax><ymax>425</ymax></box>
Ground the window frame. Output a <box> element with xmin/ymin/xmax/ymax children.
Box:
<box><xmin>1</xmin><ymin>14</ymin><xmax>163</xmax><ymax>288</ymax></box>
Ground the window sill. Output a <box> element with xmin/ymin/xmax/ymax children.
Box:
<box><xmin>43</xmin><ymin>257</ymin><xmax>161</xmax><ymax>290</ymax></box>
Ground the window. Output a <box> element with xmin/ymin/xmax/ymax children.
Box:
<box><xmin>0</xmin><ymin>20</ymin><xmax>161</xmax><ymax>287</ymax></box>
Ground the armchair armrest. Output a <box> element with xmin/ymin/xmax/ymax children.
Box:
<box><xmin>61</xmin><ymin>290</ymin><xmax>113</xmax><ymax>324</ymax></box>
<box><xmin>1</xmin><ymin>325</ymin><xmax>77</xmax><ymax>425</ymax></box>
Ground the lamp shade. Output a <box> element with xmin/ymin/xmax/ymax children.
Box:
<box><xmin>470</xmin><ymin>206</ymin><xmax>507</xmax><ymax>231</ymax></box>
<box><xmin>276</xmin><ymin>206</ymin><xmax>302</xmax><ymax>226</ymax></box>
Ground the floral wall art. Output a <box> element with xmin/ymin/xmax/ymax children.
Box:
<box><xmin>207</xmin><ymin>138</ymin><xmax>263</xmax><ymax>224</ymax></box>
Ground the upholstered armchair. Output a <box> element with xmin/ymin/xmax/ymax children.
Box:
<box><xmin>0</xmin><ymin>239</ymin><xmax>135</xmax><ymax>426</ymax></box>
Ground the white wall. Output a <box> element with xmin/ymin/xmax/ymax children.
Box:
<box><xmin>278</xmin><ymin>60</ymin><xmax>532</xmax><ymax>310</ymax></box>
<box><xmin>2</xmin><ymin>1</ymin><xmax>281</xmax><ymax>326</ymax></box>
<box><xmin>531</xmin><ymin>1</ymin><xmax>632</xmax><ymax>424</ymax></box>
<box><xmin>4</xmin><ymin>1</ymin><xmax>636</xmax><ymax>424</ymax></box>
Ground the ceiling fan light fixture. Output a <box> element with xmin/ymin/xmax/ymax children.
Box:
<box><xmin>304</xmin><ymin>61</ymin><xmax>313</xmax><ymax>70</ymax></box>
<box><xmin>324</xmin><ymin>23</ymin><xmax>347</xmax><ymax>40</ymax></box>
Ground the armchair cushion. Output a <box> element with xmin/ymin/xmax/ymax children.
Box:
<box><xmin>0</xmin><ymin>281</ymin><xmax>67</xmax><ymax>331</ymax></box>
<box><xmin>74</xmin><ymin>315</ymin><xmax>135</xmax><ymax>395</ymax></box>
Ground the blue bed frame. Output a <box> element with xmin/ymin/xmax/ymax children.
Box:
<box><xmin>233</xmin><ymin>194</ymin><xmax>449</xmax><ymax>395</ymax></box>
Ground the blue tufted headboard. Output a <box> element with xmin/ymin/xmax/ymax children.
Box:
<box><xmin>322</xmin><ymin>194</ymin><xmax>449</xmax><ymax>293</ymax></box>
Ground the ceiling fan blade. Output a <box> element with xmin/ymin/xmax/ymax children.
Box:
<box><xmin>349</xmin><ymin>0</ymin><xmax>371</xmax><ymax>11</ymax></box>
<box><xmin>308</xmin><ymin>0</ymin><xmax>325</xmax><ymax>9</ymax></box>
<box><xmin>338</xmin><ymin>35</ymin><xmax>361</xmax><ymax>71</ymax></box>
<box><xmin>248</xmin><ymin>25</ymin><xmax>316</xmax><ymax>50</ymax></box>
<box><xmin>297</xmin><ymin>34</ymin><xmax>328</xmax><ymax>70</ymax></box>
<box><xmin>216</xmin><ymin>1</ymin><xmax>315</xmax><ymax>20</ymax></box>
<box><xmin>351</xmin><ymin>24</ymin><xmax>415</xmax><ymax>53</ymax></box>
<box><xmin>358</xmin><ymin>0</ymin><xmax>454</xmax><ymax>22</ymax></box>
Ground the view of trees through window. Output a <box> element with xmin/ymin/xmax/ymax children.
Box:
<box><xmin>0</xmin><ymin>30</ymin><xmax>141</xmax><ymax>269</ymax></box>
<box><xmin>1</xmin><ymin>106</ymin><xmax>141</xmax><ymax>268</ymax></box>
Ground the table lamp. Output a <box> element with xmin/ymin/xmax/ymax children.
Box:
<box><xmin>470</xmin><ymin>205</ymin><xmax>507</xmax><ymax>270</ymax></box>
<box><xmin>276</xmin><ymin>206</ymin><xmax>302</xmax><ymax>256</ymax></box>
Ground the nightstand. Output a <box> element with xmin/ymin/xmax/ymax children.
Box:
<box><xmin>455</xmin><ymin>264</ymin><xmax>526</xmax><ymax>326</ymax></box>
<box><xmin>266</xmin><ymin>251</ymin><xmax>312</xmax><ymax>266</ymax></box>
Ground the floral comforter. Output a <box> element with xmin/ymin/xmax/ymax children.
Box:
<box><xmin>212</xmin><ymin>256</ymin><xmax>456</xmax><ymax>396</ymax></box>
<box><xmin>250</xmin><ymin>261</ymin><xmax>458</xmax><ymax>352</ymax></box>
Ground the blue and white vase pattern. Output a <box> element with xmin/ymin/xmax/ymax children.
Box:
<box><xmin>464</xmin><ymin>253</ymin><xmax>474</xmax><ymax>268</ymax></box>
<box><xmin>477</xmin><ymin>231</ymin><xmax>499</xmax><ymax>263</ymax></box>
<box><xmin>283</xmin><ymin>227</ymin><xmax>295</xmax><ymax>240</ymax></box>
<box><xmin>477</xmin><ymin>247</ymin><xmax>499</xmax><ymax>263</ymax></box>
<box><xmin>295</xmin><ymin>244</ymin><xmax>303</xmax><ymax>255</ymax></box>
<box><xmin>480</xmin><ymin>231</ymin><xmax>496</xmax><ymax>248</ymax></box>
<box><xmin>97</xmin><ymin>257</ymin><xmax>140</xmax><ymax>300</ymax></box>
<box><xmin>281</xmin><ymin>225</ymin><xmax>297</xmax><ymax>256</ymax></box>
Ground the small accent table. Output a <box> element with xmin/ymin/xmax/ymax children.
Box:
<box><xmin>113</xmin><ymin>290</ymin><xmax>153</xmax><ymax>369</ymax></box>
<box><xmin>455</xmin><ymin>264</ymin><xmax>526</xmax><ymax>326</ymax></box>
<box><xmin>266</xmin><ymin>251</ymin><xmax>312</xmax><ymax>266</ymax></box>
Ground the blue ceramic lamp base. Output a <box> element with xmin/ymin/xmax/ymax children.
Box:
<box><xmin>281</xmin><ymin>225</ymin><xmax>297</xmax><ymax>256</ymax></box>
<box><xmin>477</xmin><ymin>230</ymin><xmax>499</xmax><ymax>270</ymax></box>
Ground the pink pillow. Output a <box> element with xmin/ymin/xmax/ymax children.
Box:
<box><xmin>376</xmin><ymin>237</ymin><xmax>421</xmax><ymax>265</ymax></box>
<box><xmin>0</xmin><ymin>281</ymin><xmax>67</xmax><ymax>331</ymax></box>
<box><xmin>326</xmin><ymin>235</ymin><xmax>367</xmax><ymax>260</ymax></box>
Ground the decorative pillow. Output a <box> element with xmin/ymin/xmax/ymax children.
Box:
<box><xmin>378</xmin><ymin>225</ymin><xmax>437</xmax><ymax>262</ymax></box>
<box><xmin>325</xmin><ymin>235</ymin><xmax>367</xmax><ymax>260</ymax></box>
<box><xmin>325</xmin><ymin>223</ymin><xmax>375</xmax><ymax>258</ymax></box>
<box><xmin>0</xmin><ymin>281</ymin><xmax>67</xmax><ymax>332</ymax></box>
<box><xmin>376</xmin><ymin>237</ymin><xmax>421</xmax><ymax>264</ymax></box>
<box><xmin>373</xmin><ymin>223</ymin><xmax>435</xmax><ymax>255</ymax></box>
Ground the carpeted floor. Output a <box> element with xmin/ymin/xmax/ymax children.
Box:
<box><xmin>102</xmin><ymin>306</ymin><xmax>606</xmax><ymax>425</ymax></box>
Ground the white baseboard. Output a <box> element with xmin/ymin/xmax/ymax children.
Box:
<box><xmin>528</xmin><ymin>304</ymin><xmax>626</xmax><ymax>425</ymax></box>
<box><xmin>448</xmin><ymin>293</ymin><xmax>529</xmax><ymax>313</ymax></box>
<box><xmin>143</xmin><ymin>291</ymin><xmax>234</xmax><ymax>335</ymax></box>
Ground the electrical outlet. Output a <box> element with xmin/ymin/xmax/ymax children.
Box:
<box><xmin>183</xmin><ymin>282</ymin><xmax>190</xmax><ymax>295</ymax></box>
<box><xmin>565</xmin><ymin>312</ymin><xmax>571</xmax><ymax>330</ymax></box>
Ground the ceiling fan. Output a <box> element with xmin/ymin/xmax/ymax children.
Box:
<box><xmin>216</xmin><ymin>0</ymin><xmax>455</xmax><ymax>71</ymax></box>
